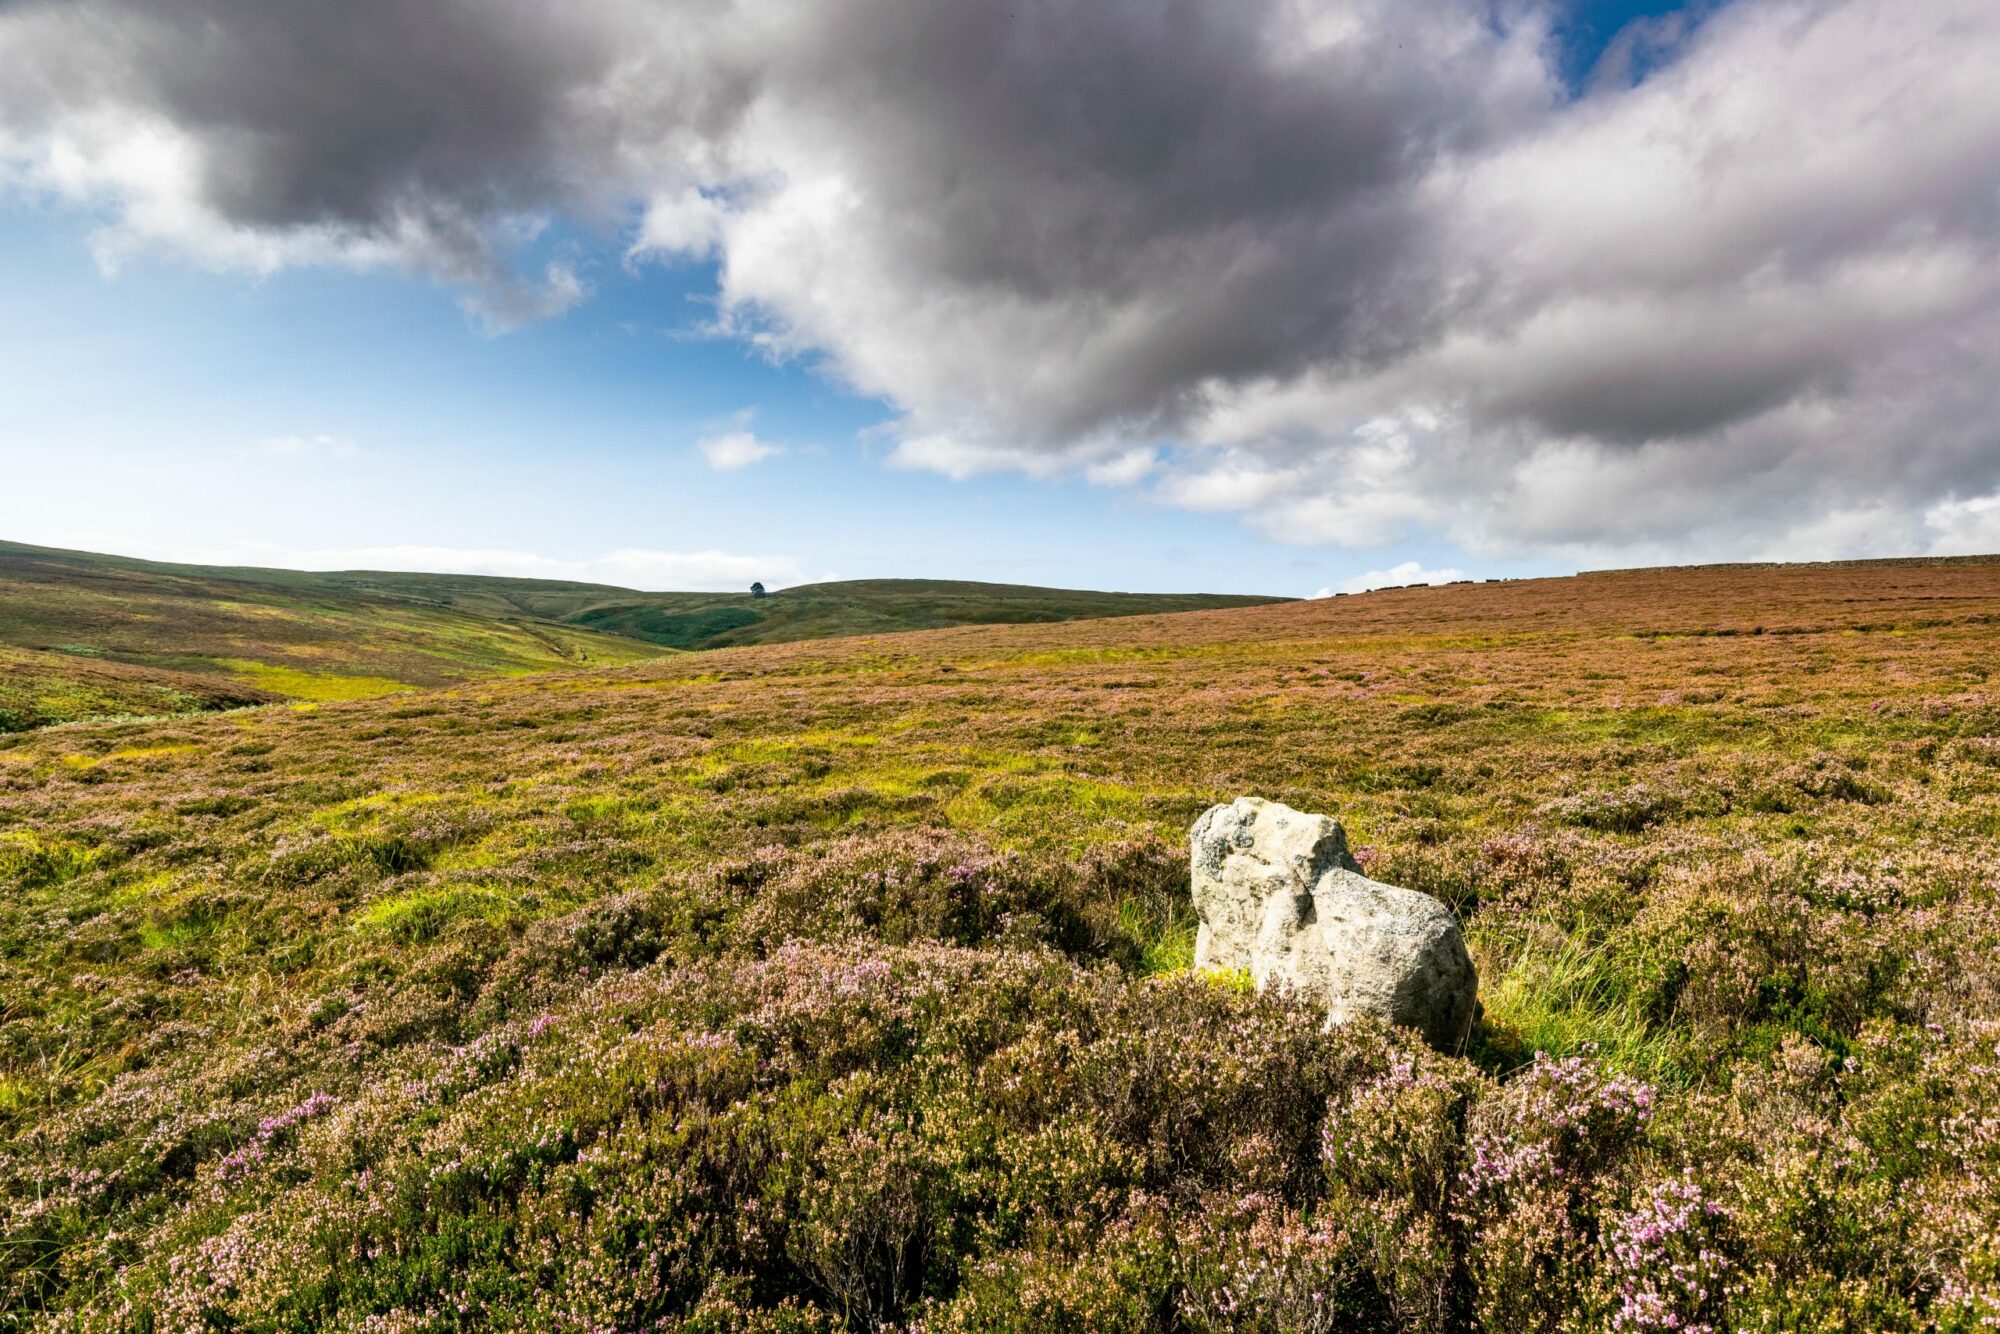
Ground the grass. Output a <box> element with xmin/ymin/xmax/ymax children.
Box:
<box><xmin>3</xmin><ymin>556</ymin><xmax>2000</xmax><ymax>1328</ymax></box>
<box><xmin>213</xmin><ymin>658</ymin><xmax>417</xmax><ymax>701</ymax></box>
<box><xmin>1470</xmin><ymin>935</ymin><xmax>1691</xmax><ymax>1083</ymax></box>
<box><xmin>353</xmin><ymin>883</ymin><xmax>545</xmax><ymax>943</ymax></box>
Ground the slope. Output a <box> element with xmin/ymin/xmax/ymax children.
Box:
<box><xmin>216</xmin><ymin>564</ymin><xmax>1289</xmax><ymax>648</ymax></box>
<box><xmin>0</xmin><ymin>541</ymin><xmax>676</xmax><ymax>728</ymax></box>
<box><xmin>556</xmin><ymin>578</ymin><xmax>1290</xmax><ymax>649</ymax></box>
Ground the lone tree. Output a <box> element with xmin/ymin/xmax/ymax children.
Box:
<box><xmin>750</xmin><ymin>582</ymin><xmax>767</xmax><ymax>598</ymax></box>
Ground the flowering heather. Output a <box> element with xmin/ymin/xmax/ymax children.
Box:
<box><xmin>1460</xmin><ymin>1053</ymin><xmax>1655</xmax><ymax>1202</ymax></box>
<box><xmin>1603</xmin><ymin>1177</ymin><xmax>1730</xmax><ymax>1333</ymax></box>
<box><xmin>4</xmin><ymin>559</ymin><xmax>2000</xmax><ymax>1328</ymax></box>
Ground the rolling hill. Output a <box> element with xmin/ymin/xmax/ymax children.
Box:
<box><xmin>208</xmin><ymin>563</ymin><xmax>1288</xmax><ymax>649</ymax></box>
<box><xmin>549</xmin><ymin>578</ymin><xmax>1289</xmax><ymax>649</ymax></box>
<box><xmin>0</xmin><ymin>541</ymin><xmax>678</xmax><ymax>730</ymax></box>
<box><xmin>4</xmin><ymin>557</ymin><xmax>1999</xmax><ymax>1327</ymax></box>
<box><xmin>0</xmin><ymin>541</ymin><xmax>1285</xmax><ymax>729</ymax></box>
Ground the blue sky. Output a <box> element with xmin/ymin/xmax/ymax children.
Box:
<box><xmin>1</xmin><ymin>203</ymin><xmax>1373</xmax><ymax>594</ymax></box>
<box><xmin>6</xmin><ymin>0</ymin><xmax>1995</xmax><ymax>592</ymax></box>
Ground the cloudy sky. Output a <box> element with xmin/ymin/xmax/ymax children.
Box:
<box><xmin>3</xmin><ymin>0</ymin><xmax>1998</xmax><ymax>595</ymax></box>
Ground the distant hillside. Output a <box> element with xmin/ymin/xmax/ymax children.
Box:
<box><xmin>0</xmin><ymin>541</ymin><xmax>1286</xmax><ymax>727</ymax></box>
<box><xmin>263</xmin><ymin>568</ymin><xmax>1287</xmax><ymax>650</ymax></box>
<box><xmin>0</xmin><ymin>541</ymin><xmax>676</xmax><ymax>729</ymax></box>
<box><xmin>549</xmin><ymin>579</ymin><xmax>1287</xmax><ymax>649</ymax></box>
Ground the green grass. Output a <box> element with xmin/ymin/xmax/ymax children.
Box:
<box><xmin>1470</xmin><ymin>935</ymin><xmax>1692</xmax><ymax>1083</ymax></box>
<box><xmin>353</xmin><ymin>883</ymin><xmax>545</xmax><ymax>943</ymax></box>
<box><xmin>213</xmin><ymin>659</ymin><xmax>416</xmax><ymax>701</ymax></box>
<box><xmin>1116</xmin><ymin>895</ymin><xmax>1199</xmax><ymax>974</ymax></box>
<box><xmin>0</xmin><ymin>832</ymin><xmax>100</xmax><ymax>889</ymax></box>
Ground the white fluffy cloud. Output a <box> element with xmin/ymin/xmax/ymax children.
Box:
<box><xmin>1316</xmin><ymin>562</ymin><xmax>1468</xmax><ymax>598</ymax></box>
<box><xmin>697</xmin><ymin>431</ymin><xmax>782</xmax><ymax>471</ymax></box>
<box><xmin>6</xmin><ymin>0</ymin><xmax>2000</xmax><ymax>561</ymax></box>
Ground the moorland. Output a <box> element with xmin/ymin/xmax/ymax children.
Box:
<box><xmin>4</xmin><ymin>557</ymin><xmax>2000</xmax><ymax>1329</ymax></box>
<box><xmin>0</xmin><ymin>540</ymin><xmax>1279</xmax><ymax>730</ymax></box>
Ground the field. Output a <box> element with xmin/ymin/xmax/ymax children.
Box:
<box><xmin>0</xmin><ymin>542</ymin><xmax>1280</xmax><ymax>729</ymax></box>
<box><xmin>4</xmin><ymin>558</ymin><xmax>2000</xmax><ymax>1329</ymax></box>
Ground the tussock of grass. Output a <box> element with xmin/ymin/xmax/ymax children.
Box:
<box><xmin>354</xmin><ymin>883</ymin><xmax>543</xmax><ymax>943</ymax></box>
<box><xmin>0</xmin><ymin>831</ymin><xmax>99</xmax><ymax>888</ymax></box>
<box><xmin>1115</xmin><ymin>893</ymin><xmax>1199</xmax><ymax>975</ymax></box>
<box><xmin>1471</xmin><ymin>935</ymin><xmax>1692</xmax><ymax>1084</ymax></box>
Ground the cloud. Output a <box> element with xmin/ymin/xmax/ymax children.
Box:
<box><xmin>1925</xmin><ymin>495</ymin><xmax>2000</xmax><ymax>558</ymax></box>
<box><xmin>698</xmin><ymin>430</ymin><xmax>782</xmax><ymax>471</ymax></box>
<box><xmin>1316</xmin><ymin>561</ymin><xmax>1467</xmax><ymax>598</ymax></box>
<box><xmin>57</xmin><ymin>535</ymin><xmax>801</xmax><ymax>592</ymax></box>
<box><xmin>7</xmin><ymin>0</ymin><xmax>2000</xmax><ymax>562</ymax></box>
<box><xmin>0</xmin><ymin>0</ymin><xmax>634</xmax><ymax>323</ymax></box>
<box><xmin>1083</xmin><ymin>450</ymin><xmax>1158</xmax><ymax>488</ymax></box>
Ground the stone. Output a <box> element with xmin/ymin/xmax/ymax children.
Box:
<box><xmin>1190</xmin><ymin>796</ymin><xmax>1478</xmax><ymax>1051</ymax></box>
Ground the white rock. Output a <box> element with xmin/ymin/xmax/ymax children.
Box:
<box><xmin>1190</xmin><ymin>796</ymin><xmax>1478</xmax><ymax>1051</ymax></box>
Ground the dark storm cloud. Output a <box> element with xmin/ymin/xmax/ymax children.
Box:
<box><xmin>0</xmin><ymin>0</ymin><xmax>740</xmax><ymax>319</ymax></box>
<box><xmin>4</xmin><ymin>0</ymin><xmax>2000</xmax><ymax>560</ymax></box>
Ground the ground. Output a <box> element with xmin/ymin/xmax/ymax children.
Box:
<box><xmin>2</xmin><ymin>558</ymin><xmax>1998</xmax><ymax>1329</ymax></box>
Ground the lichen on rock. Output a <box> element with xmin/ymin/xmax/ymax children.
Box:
<box><xmin>1191</xmin><ymin>796</ymin><xmax>1478</xmax><ymax>1051</ymax></box>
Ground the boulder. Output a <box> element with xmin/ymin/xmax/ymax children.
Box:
<box><xmin>1190</xmin><ymin>796</ymin><xmax>1477</xmax><ymax>1051</ymax></box>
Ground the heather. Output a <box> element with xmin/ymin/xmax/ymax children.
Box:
<box><xmin>4</xmin><ymin>559</ymin><xmax>2000</xmax><ymax>1329</ymax></box>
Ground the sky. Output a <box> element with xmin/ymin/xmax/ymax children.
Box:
<box><xmin>2</xmin><ymin>0</ymin><xmax>1998</xmax><ymax>597</ymax></box>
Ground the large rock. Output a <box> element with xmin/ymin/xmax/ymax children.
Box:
<box><xmin>1191</xmin><ymin>796</ymin><xmax>1477</xmax><ymax>1051</ymax></box>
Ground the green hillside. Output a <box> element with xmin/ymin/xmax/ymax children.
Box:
<box><xmin>0</xmin><ymin>541</ymin><xmax>677</xmax><ymax>729</ymax></box>
<box><xmin>553</xmin><ymin>579</ymin><xmax>1290</xmax><ymax>649</ymax></box>
<box><xmin>263</xmin><ymin>567</ymin><xmax>1288</xmax><ymax>649</ymax></box>
<box><xmin>0</xmin><ymin>541</ymin><xmax>1287</xmax><ymax>727</ymax></box>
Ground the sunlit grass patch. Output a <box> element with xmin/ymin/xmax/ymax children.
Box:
<box><xmin>137</xmin><ymin>896</ymin><xmax>239</xmax><ymax>954</ymax></box>
<box><xmin>105</xmin><ymin>869</ymin><xmax>183</xmax><ymax>908</ymax></box>
<box><xmin>314</xmin><ymin>787</ymin><xmax>448</xmax><ymax>827</ymax></box>
<box><xmin>949</xmin><ymin>771</ymin><xmax>1159</xmax><ymax>845</ymax></box>
<box><xmin>0</xmin><ymin>1073</ymin><xmax>28</xmax><ymax>1118</ymax></box>
<box><xmin>102</xmin><ymin>743</ymin><xmax>197</xmax><ymax>763</ymax></box>
<box><xmin>1115</xmin><ymin>894</ymin><xmax>1198</xmax><ymax>975</ymax></box>
<box><xmin>0</xmin><ymin>830</ymin><xmax>100</xmax><ymax>888</ymax></box>
<box><xmin>354</xmin><ymin>881</ymin><xmax>550</xmax><ymax>943</ymax></box>
<box><xmin>216</xmin><ymin>658</ymin><xmax>414</xmax><ymax>701</ymax></box>
<box><xmin>1471</xmin><ymin>934</ymin><xmax>1691</xmax><ymax>1084</ymax></box>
